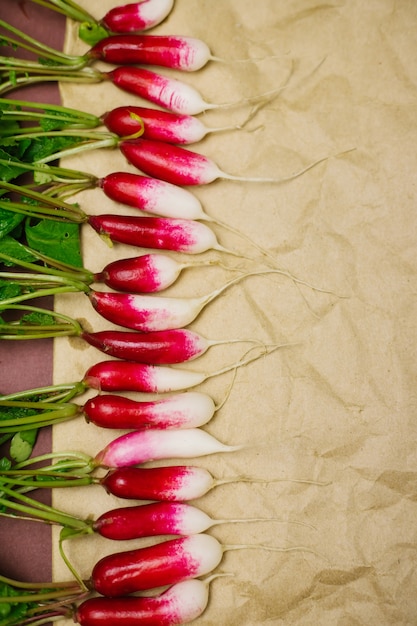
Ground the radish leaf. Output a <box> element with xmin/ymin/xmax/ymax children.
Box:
<box><xmin>78</xmin><ymin>23</ymin><xmax>109</xmax><ymax>46</ymax></box>
<box><xmin>0</xmin><ymin>236</ymin><xmax>36</xmax><ymax>265</ymax></box>
<box><xmin>0</xmin><ymin>208</ymin><xmax>24</xmax><ymax>239</ymax></box>
<box><xmin>25</xmin><ymin>220</ymin><xmax>82</xmax><ymax>267</ymax></box>
<box><xmin>10</xmin><ymin>429</ymin><xmax>38</xmax><ymax>462</ymax></box>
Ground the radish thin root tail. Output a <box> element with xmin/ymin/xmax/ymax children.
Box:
<box><xmin>208</xmin><ymin>52</ymin><xmax>287</xmax><ymax>65</ymax></box>
<box><xmin>214</xmin><ymin>476</ymin><xmax>331</xmax><ymax>489</ymax></box>
<box><xmin>223</xmin><ymin>543</ymin><xmax>329</xmax><ymax>563</ymax></box>
<box><xmin>206</xmin><ymin>342</ymin><xmax>299</xmax><ymax>383</ymax></box>
<box><xmin>211</xmin><ymin>517</ymin><xmax>317</xmax><ymax>530</ymax></box>
<box><xmin>207</xmin><ymin>215</ymin><xmax>347</xmax><ymax>302</ymax></box>
<box><xmin>209</xmin><ymin>59</ymin><xmax>295</xmax><ymax>112</ymax></box>
<box><xmin>213</xmin><ymin>362</ymin><xmax>239</xmax><ymax>413</ymax></box>
<box><xmin>201</xmin><ymin>93</ymin><xmax>276</xmax><ymax>138</ymax></box>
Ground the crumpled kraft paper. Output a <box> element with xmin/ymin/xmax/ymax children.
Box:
<box><xmin>52</xmin><ymin>1</ymin><xmax>417</xmax><ymax>624</ymax></box>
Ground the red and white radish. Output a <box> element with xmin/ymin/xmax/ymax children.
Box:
<box><xmin>98</xmin><ymin>172</ymin><xmax>204</xmax><ymax>220</ymax></box>
<box><xmin>92</xmin><ymin>501</ymin><xmax>283</xmax><ymax>540</ymax></box>
<box><xmin>89</xmin><ymin>534</ymin><xmax>223</xmax><ymax>596</ymax></box>
<box><xmin>94</xmin><ymin>253</ymin><xmax>223</xmax><ymax>294</ymax></box>
<box><xmin>100</xmin><ymin>465</ymin><xmax>262</xmax><ymax>501</ymax></box>
<box><xmin>120</xmin><ymin>137</ymin><xmax>328</xmax><ymax>187</ymax></box>
<box><xmin>101</xmin><ymin>106</ymin><xmax>245</xmax><ymax>145</ymax></box>
<box><xmin>100</xmin><ymin>465</ymin><xmax>324</xmax><ymax>502</ymax></box>
<box><xmin>101</xmin><ymin>0</ymin><xmax>175</xmax><ymax>34</ymax></box>
<box><xmin>93</xmin><ymin>428</ymin><xmax>243</xmax><ymax>468</ymax></box>
<box><xmin>104</xmin><ymin>66</ymin><xmax>284</xmax><ymax>115</ymax></box>
<box><xmin>81</xmin><ymin>328</ymin><xmax>263</xmax><ymax>365</ymax></box>
<box><xmin>84</xmin><ymin>344</ymin><xmax>286</xmax><ymax>394</ymax></box>
<box><xmin>84</xmin><ymin>391</ymin><xmax>216</xmax><ymax>430</ymax></box>
<box><xmin>76</xmin><ymin>577</ymin><xmax>216</xmax><ymax>626</ymax></box>
<box><xmin>88</xmin><ymin>34</ymin><xmax>214</xmax><ymax>72</ymax></box>
<box><xmin>88</xmin><ymin>215</ymin><xmax>234</xmax><ymax>255</ymax></box>
<box><xmin>89</xmin><ymin>533</ymin><xmax>320</xmax><ymax>597</ymax></box>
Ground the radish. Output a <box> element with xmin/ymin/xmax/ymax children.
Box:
<box><xmin>88</xmin><ymin>34</ymin><xmax>214</xmax><ymax>72</ymax></box>
<box><xmin>94</xmin><ymin>253</ymin><xmax>225</xmax><ymax>293</ymax></box>
<box><xmin>89</xmin><ymin>535</ymin><xmax>222</xmax><ymax>597</ymax></box>
<box><xmin>84</xmin><ymin>344</ymin><xmax>288</xmax><ymax>394</ymax></box>
<box><xmin>100</xmin><ymin>465</ymin><xmax>269</xmax><ymax>501</ymax></box>
<box><xmin>100</xmin><ymin>465</ymin><xmax>235</xmax><ymax>501</ymax></box>
<box><xmin>120</xmin><ymin>137</ymin><xmax>329</xmax><ymax>187</ymax></box>
<box><xmin>87</xmin><ymin>33</ymin><xmax>283</xmax><ymax>72</ymax></box>
<box><xmin>92</xmin><ymin>501</ymin><xmax>293</xmax><ymax>540</ymax></box>
<box><xmin>101</xmin><ymin>0</ymin><xmax>175</xmax><ymax>34</ymax></box>
<box><xmin>84</xmin><ymin>391</ymin><xmax>216</xmax><ymax>430</ymax></box>
<box><xmin>100</xmin><ymin>465</ymin><xmax>326</xmax><ymax>503</ymax></box>
<box><xmin>93</xmin><ymin>428</ymin><xmax>243</xmax><ymax>468</ymax></box>
<box><xmin>81</xmin><ymin>328</ymin><xmax>264</xmax><ymax>365</ymax></box>
<box><xmin>75</xmin><ymin>577</ymin><xmax>217</xmax><ymax>626</ymax></box>
<box><xmin>98</xmin><ymin>172</ymin><xmax>205</xmax><ymax>219</ymax></box>
<box><xmin>87</xmin><ymin>215</ymin><xmax>234</xmax><ymax>255</ymax></box>
<box><xmin>90</xmin><ymin>533</ymin><xmax>320</xmax><ymax>597</ymax></box>
<box><xmin>101</xmin><ymin>106</ymin><xmax>247</xmax><ymax>145</ymax></box>
<box><xmin>104</xmin><ymin>66</ymin><xmax>286</xmax><ymax>115</ymax></box>
<box><xmin>87</xmin><ymin>268</ymin><xmax>295</xmax><ymax>332</ymax></box>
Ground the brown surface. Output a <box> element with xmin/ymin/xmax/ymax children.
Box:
<box><xmin>0</xmin><ymin>0</ymin><xmax>66</xmax><ymax>585</ymax></box>
<box><xmin>54</xmin><ymin>2</ymin><xmax>417</xmax><ymax>625</ymax></box>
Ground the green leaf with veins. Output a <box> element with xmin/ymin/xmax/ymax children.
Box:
<box><xmin>0</xmin><ymin>236</ymin><xmax>37</xmax><ymax>265</ymax></box>
<box><xmin>25</xmin><ymin>220</ymin><xmax>82</xmax><ymax>267</ymax></box>
<box><xmin>20</xmin><ymin>134</ymin><xmax>84</xmax><ymax>164</ymax></box>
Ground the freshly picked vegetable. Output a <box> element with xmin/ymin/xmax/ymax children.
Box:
<box><xmin>28</xmin><ymin>0</ymin><xmax>176</xmax><ymax>45</ymax></box>
<box><xmin>0</xmin><ymin>570</ymin><xmax>226</xmax><ymax>625</ymax></box>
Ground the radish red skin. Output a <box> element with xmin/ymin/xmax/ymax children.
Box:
<box><xmin>84</xmin><ymin>392</ymin><xmax>216</xmax><ymax>430</ymax></box>
<box><xmin>98</xmin><ymin>172</ymin><xmax>204</xmax><ymax>219</ymax></box>
<box><xmin>120</xmin><ymin>138</ymin><xmax>221</xmax><ymax>186</ymax></box>
<box><xmin>88</xmin><ymin>290</ymin><xmax>199</xmax><ymax>333</ymax></box>
<box><xmin>88</xmin><ymin>215</ymin><xmax>219</xmax><ymax>254</ymax></box>
<box><xmin>81</xmin><ymin>329</ymin><xmax>209</xmax><ymax>364</ymax></box>
<box><xmin>101</xmin><ymin>0</ymin><xmax>174</xmax><ymax>34</ymax></box>
<box><xmin>76</xmin><ymin>579</ymin><xmax>210</xmax><ymax>626</ymax></box>
<box><xmin>84</xmin><ymin>359</ymin><xmax>212</xmax><ymax>394</ymax></box>
<box><xmin>90</xmin><ymin>534</ymin><xmax>223</xmax><ymax>596</ymax></box>
<box><xmin>102</xmin><ymin>106</ymin><xmax>208</xmax><ymax>144</ymax></box>
<box><xmin>94</xmin><ymin>254</ymin><xmax>182</xmax><ymax>293</ymax></box>
<box><xmin>92</xmin><ymin>502</ymin><xmax>214</xmax><ymax>539</ymax></box>
<box><xmin>88</xmin><ymin>35</ymin><xmax>211</xmax><ymax>71</ymax></box>
<box><xmin>100</xmin><ymin>465</ymin><xmax>215</xmax><ymax>501</ymax></box>
<box><xmin>105</xmin><ymin>67</ymin><xmax>211</xmax><ymax>115</ymax></box>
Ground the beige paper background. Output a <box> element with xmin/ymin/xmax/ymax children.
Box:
<box><xmin>52</xmin><ymin>1</ymin><xmax>417</xmax><ymax>624</ymax></box>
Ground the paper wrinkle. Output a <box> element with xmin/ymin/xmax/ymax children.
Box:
<box><xmin>50</xmin><ymin>1</ymin><xmax>417</xmax><ymax>624</ymax></box>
